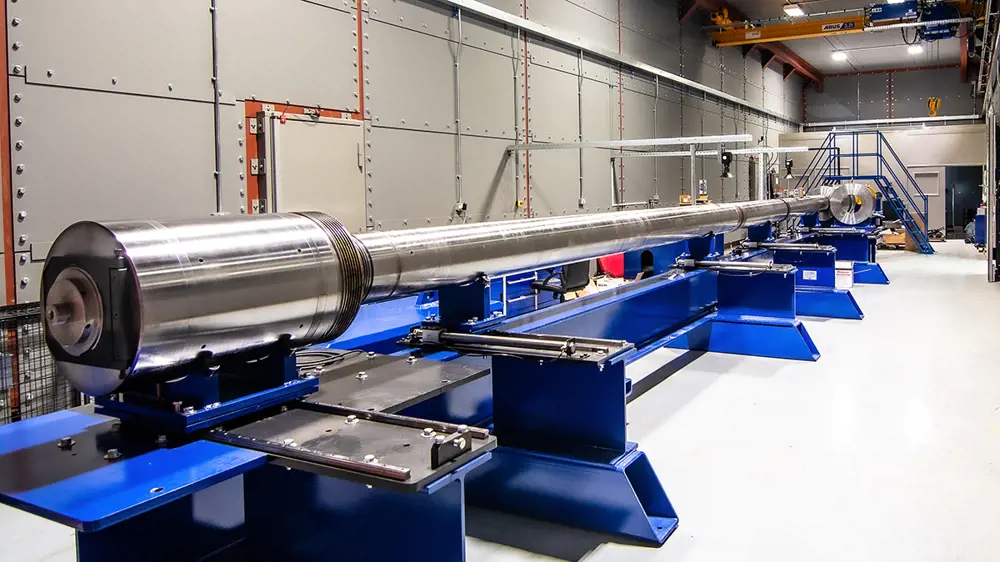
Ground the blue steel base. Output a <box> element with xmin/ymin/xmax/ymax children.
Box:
<box><xmin>853</xmin><ymin>262</ymin><xmax>890</xmax><ymax>285</ymax></box>
<box><xmin>662</xmin><ymin>313</ymin><xmax>821</xmax><ymax>361</ymax></box>
<box><xmin>467</xmin><ymin>443</ymin><xmax>677</xmax><ymax>544</ymax></box>
<box><xmin>241</xmin><ymin>458</ymin><xmax>487</xmax><ymax>562</ymax></box>
<box><xmin>796</xmin><ymin>287</ymin><xmax>864</xmax><ymax>320</ymax></box>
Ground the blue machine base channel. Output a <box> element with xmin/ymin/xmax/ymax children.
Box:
<box><xmin>853</xmin><ymin>261</ymin><xmax>890</xmax><ymax>285</ymax></box>
<box><xmin>796</xmin><ymin>286</ymin><xmax>864</xmax><ymax>320</ymax></box>
<box><xmin>467</xmin><ymin>442</ymin><xmax>677</xmax><ymax>544</ymax></box>
<box><xmin>660</xmin><ymin>312</ymin><xmax>821</xmax><ymax>361</ymax></box>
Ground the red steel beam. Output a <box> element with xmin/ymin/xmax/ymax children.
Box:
<box><xmin>960</xmin><ymin>23</ymin><xmax>969</xmax><ymax>83</ymax></box>
<box><xmin>679</xmin><ymin>0</ymin><xmax>700</xmax><ymax>25</ymax></box>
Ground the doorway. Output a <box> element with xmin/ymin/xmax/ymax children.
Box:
<box><xmin>945</xmin><ymin>166</ymin><xmax>984</xmax><ymax>239</ymax></box>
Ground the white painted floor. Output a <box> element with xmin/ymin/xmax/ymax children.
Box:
<box><xmin>3</xmin><ymin>242</ymin><xmax>999</xmax><ymax>562</ymax></box>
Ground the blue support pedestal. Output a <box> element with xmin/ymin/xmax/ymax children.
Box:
<box><xmin>467</xmin><ymin>352</ymin><xmax>676</xmax><ymax>544</ymax></box>
<box><xmin>661</xmin><ymin>264</ymin><xmax>821</xmax><ymax>361</ymax></box>
<box><xmin>853</xmin><ymin>262</ymin><xmax>890</xmax><ymax>285</ymax></box>
<box><xmin>662</xmin><ymin>313</ymin><xmax>820</xmax><ymax>361</ymax></box>
<box><xmin>467</xmin><ymin>443</ymin><xmax>677</xmax><ymax>544</ymax></box>
<box><xmin>795</xmin><ymin>287</ymin><xmax>864</xmax><ymax>320</ymax></box>
<box><xmin>771</xmin><ymin>247</ymin><xmax>864</xmax><ymax>320</ymax></box>
<box><xmin>243</xmin><ymin>460</ymin><xmax>483</xmax><ymax>562</ymax></box>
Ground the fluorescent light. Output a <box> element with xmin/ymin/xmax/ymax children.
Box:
<box><xmin>831</xmin><ymin>51</ymin><xmax>848</xmax><ymax>61</ymax></box>
<box><xmin>783</xmin><ymin>4</ymin><xmax>805</xmax><ymax>17</ymax></box>
<box><xmin>908</xmin><ymin>44</ymin><xmax>924</xmax><ymax>55</ymax></box>
<box><xmin>887</xmin><ymin>0</ymin><xmax>905</xmax><ymax>3</ymax></box>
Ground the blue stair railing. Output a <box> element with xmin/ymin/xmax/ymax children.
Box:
<box><xmin>794</xmin><ymin>130</ymin><xmax>933</xmax><ymax>255</ymax></box>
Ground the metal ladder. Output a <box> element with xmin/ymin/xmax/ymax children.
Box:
<box><xmin>795</xmin><ymin>130</ymin><xmax>934</xmax><ymax>255</ymax></box>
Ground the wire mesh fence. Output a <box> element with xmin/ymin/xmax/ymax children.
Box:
<box><xmin>0</xmin><ymin>303</ymin><xmax>78</xmax><ymax>425</ymax></box>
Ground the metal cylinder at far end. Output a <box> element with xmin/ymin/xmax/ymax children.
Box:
<box><xmin>42</xmin><ymin>194</ymin><xmax>829</xmax><ymax>396</ymax></box>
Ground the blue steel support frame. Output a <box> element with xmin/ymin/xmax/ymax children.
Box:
<box><xmin>466</xmin><ymin>353</ymin><xmax>677</xmax><ymax>544</ymax></box>
<box><xmin>659</xmin><ymin>265</ymin><xmax>820</xmax><ymax>361</ymax></box>
<box><xmin>771</xmin><ymin>248</ymin><xmax>864</xmax><ymax>320</ymax></box>
<box><xmin>794</xmin><ymin>231</ymin><xmax>890</xmax><ymax>285</ymax></box>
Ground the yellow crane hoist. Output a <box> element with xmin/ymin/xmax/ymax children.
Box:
<box><xmin>928</xmin><ymin>97</ymin><xmax>942</xmax><ymax>117</ymax></box>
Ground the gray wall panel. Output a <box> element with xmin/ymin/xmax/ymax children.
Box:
<box><xmin>621</xmin><ymin>0</ymin><xmax>680</xmax><ymax>45</ymax></box>
<box><xmin>582</xmin><ymin>79</ymin><xmax>614</xmax><ymax>211</ymax></box>
<box><xmin>568</xmin><ymin>0</ymin><xmax>618</xmax><ymax>23</ymax></box>
<box><xmin>529</xmin><ymin>0</ymin><xmax>618</xmax><ymax>51</ymax></box>
<box><xmin>462</xmin><ymin>136</ymin><xmax>517</xmax><ymax>221</ymax></box>
<box><xmin>367</xmin><ymin>127</ymin><xmax>456</xmax><ymax>228</ymax></box>
<box><xmin>462</xmin><ymin>47</ymin><xmax>517</xmax><ymax>139</ymax></box>
<box><xmin>527</xmin><ymin>38</ymin><xmax>582</xmax><ymax>75</ymax></box>
<box><xmin>527</xmin><ymin>65</ymin><xmax>579</xmax><ymax>142</ymax></box>
<box><xmin>8</xmin><ymin>79</ymin><xmax>217</xmax><ymax>259</ymax></box>
<box><xmin>218</xmin><ymin>0</ymin><xmax>358</xmax><ymax>110</ymax></box>
<box><xmin>528</xmin><ymin>149</ymin><xmax>579</xmax><ymax>217</ymax></box>
<box><xmin>622</xmin><ymin>90</ymin><xmax>655</xmax><ymax>202</ymax></box>
<box><xmin>9</xmin><ymin>0</ymin><xmax>215</xmax><ymax>102</ymax></box>
<box><xmin>367</xmin><ymin>21</ymin><xmax>455</xmax><ymax>133</ymax></box>
<box><xmin>763</xmin><ymin>67</ymin><xmax>783</xmax><ymax>94</ymax></box>
<box><xmin>622</xmin><ymin>29</ymin><xmax>681</xmax><ymax>75</ymax></box>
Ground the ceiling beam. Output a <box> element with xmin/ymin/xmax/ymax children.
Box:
<box><xmin>679</xmin><ymin>0</ymin><xmax>700</xmax><ymax>25</ymax></box>
<box><xmin>690</xmin><ymin>0</ymin><xmax>824</xmax><ymax>88</ymax></box>
<box><xmin>783</xmin><ymin>63</ymin><xmax>797</xmax><ymax>81</ymax></box>
<box><xmin>825</xmin><ymin>63</ymin><xmax>960</xmax><ymax>78</ymax></box>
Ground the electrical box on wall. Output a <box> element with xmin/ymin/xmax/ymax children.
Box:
<box><xmin>255</xmin><ymin>112</ymin><xmax>367</xmax><ymax>233</ymax></box>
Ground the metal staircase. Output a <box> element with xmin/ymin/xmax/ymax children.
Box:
<box><xmin>795</xmin><ymin>130</ymin><xmax>934</xmax><ymax>255</ymax></box>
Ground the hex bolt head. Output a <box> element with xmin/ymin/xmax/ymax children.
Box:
<box><xmin>156</xmin><ymin>435</ymin><xmax>168</xmax><ymax>447</ymax></box>
<box><xmin>57</xmin><ymin>436</ymin><xmax>74</xmax><ymax>449</ymax></box>
<box><xmin>363</xmin><ymin>454</ymin><xmax>377</xmax><ymax>463</ymax></box>
<box><xmin>46</xmin><ymin>69</ymin><xmax>52</xmax><ymax>78</ymax></box>
<box><xmin>181</xmin><ymin>406</ymin><xmax>195</xmax><ymax>415</ymax></box>
<box><xmin>18</xmin><ymin>255</ymin><xmax>26</xmax><ymax>265</ymax></box>
<box><xmin>356</xmin><ymin>371</ymin><xmax>368</xmax><ymax>380</ymax></box>
<box><xmin>13</xmin><ymin>117</ymin><xmax>22</xmax><ymax>127</ymax></box>
<box><xmin>433</xmin><ymin>434</ymin><xmax>446</xmax><ymax>443</ymax></box>
<box><xmin>18</xmin><ymin>235</ymin><xmax>26</xmax><ymax>245</ymax></box>
<box><xmin>11</xmin><ymin>41</ymin><xmax>20</xmax><ymax>50</ymax></box>
<box><xmin>12</xmin><ymin>93</ymin><xmax>21</xmax><ymax>102</ymax></box>
<box><xmin>104</xmin><ymin>448</ymin><xmax>122</xmax><ymax>461</ymax></box>
<box><xmin>457</xmin><ymin>424</ymin><xmax>469</xmax><ymax>434</ymax></box>
<box><xmin>17</xmin><ymin>211</ymin><xmax>26</xmax><ymax>221</ymax></box>
<box><xmin>19</xmin><ymin>277</ymin><xmax>28</xmax><ymax>288</ymax></box>
<box><xmin>366</xmin><ymin>351</ymin><xmax>376</xmax><ymax>359</ymax></box>
<box><xmin>11</xmin><ymin>65</ymin><xmax>21</xmax><ymax>75</ymax></box>
<box><xmin>14</xmin><ymin>141</ymin><xmax>22</xmax><ymax>150</ymax></box>
<box><xmin>11</xmin><ymin>18</ymin><xmax>20</xmax><ymax>26</ymax></box>
<box><xmin>15</xmin><ymin>164</ymin><xmax>23</xmax><ymax>174</ymax></box>
<box><xmin>345</xmin><ymin>414</ymin><xmax>359</xmax><ymax>425</ymax></box>
<box><xmin>422</xmin><ymin>427</ymin><xmax>435</xmax><ymax>438</ymax></box>
<box><xmin>111</xmin><ymin>77</ymin><xmax>118</xmax><ymax>85</ymax></box>
<box><xmin>16</xmin><ymin>187</ymin><xmax>24</xmax><ymax>197</ymax></box>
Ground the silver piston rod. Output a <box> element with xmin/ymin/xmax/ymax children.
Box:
<box><xmin>42</xmin><ymin>195</ymin><xmax>828</xmax><ymax>395</ymax></box>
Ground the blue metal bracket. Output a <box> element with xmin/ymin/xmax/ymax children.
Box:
<box><xmin>853</xmin><ymin>261</ymin><xmax>890</xmax><ymax>285</ymax></box>
<box><xmin>240</xmin><ymin>454</ymin><xmax>490</xmax><ymax>562</ymax></box>
<box><xmin>659</xmin><ymin>264</ymin><xmax>821</xmax><ymax>361</ymax></box>
<box><xmin>770</xmin><ymin>247</ymin><xmax>865</xmax><ymax>320</ymax></box>
<box><xmin>466</xmin><ymin>352</ymin><xmax>677</xmax><ymax>544</ymax></box>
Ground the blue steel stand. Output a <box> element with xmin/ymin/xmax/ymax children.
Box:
<box><xmin>770</xmin><ymin>247</ymin><xmax>864</xmax><ymax>320</ymax></box>
<box><xmin>662</xmin><ymin>261</ymin><xmax>821</xmax><ymax>361</ymax></box>
<box><xmin>466</xmin><ymin>352</ymin><xmax>677</xmax><ymax>544</ymax></box>
<box><xmin>241</xmin><ymin>457</ymin><xmax>488</xmax><ymax>562</ymax></box>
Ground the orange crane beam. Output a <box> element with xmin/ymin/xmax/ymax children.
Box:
<box><xmin>713</xmin><ymin>15</ymin><xmax>866</xmax><ymax>47</ymax></box>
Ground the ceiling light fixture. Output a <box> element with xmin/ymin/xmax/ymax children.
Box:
<box><xmin>908</xmin><ymin>44</ymin><xmax>924</xmax><ymax>55</ymax></box>
<box><xmin>783</xmin><ymin>3</ymin><xmax>805</xmax><ymax>17</ymax></box>
<box><xmin>886</xmin><ymin>0</ymin><xmax>905</xmax><ymax>4</ymax></box>
<box><xmin>831</xmin><ymin>51</ymin><xmax>848</xmax><ymax>61</ymax></box>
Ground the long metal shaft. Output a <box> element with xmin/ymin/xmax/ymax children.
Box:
<box><xmin>358</xmin><ymin>195</ymin><xmax>829</xmax><ymax>302</ymax></box>
<box><xmin>42</xmin><ymin>194</ymin><xmax>828</xmax><ymax>395</ymax></box>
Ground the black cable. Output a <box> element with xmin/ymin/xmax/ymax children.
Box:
<box><xmin>295</xmin><ymin>349</ymin><xmax>365</xmax><ymax>371</ymax></box>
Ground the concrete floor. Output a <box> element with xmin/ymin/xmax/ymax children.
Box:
<box><xmin>3</xmin><ymin>242</ymin><xmax>999</xmax><ymax>561</ymax></box>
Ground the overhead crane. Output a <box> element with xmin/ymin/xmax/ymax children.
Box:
<box><xmin>712</xmin><ymin>0</ymin><xmax>980</xmax><ymax>48</ymax></box>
